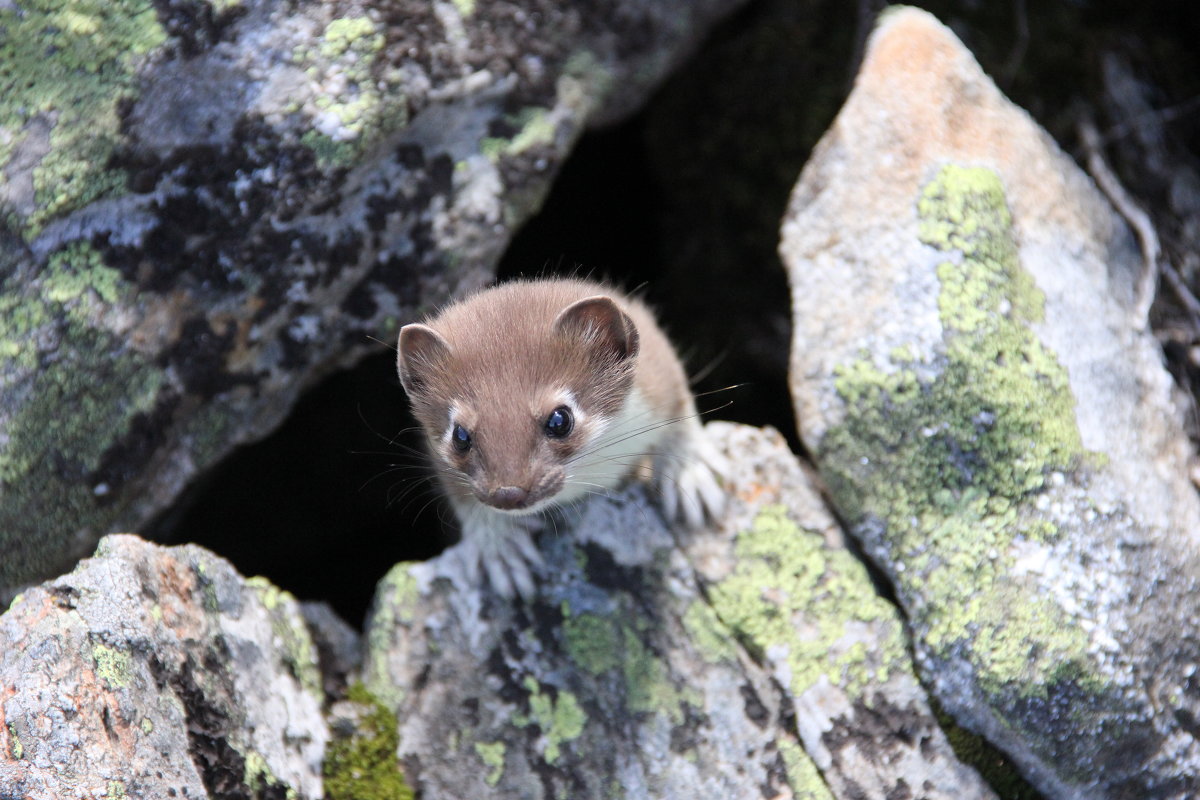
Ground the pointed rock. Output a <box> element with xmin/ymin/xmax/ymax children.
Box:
<box><xmin>781</xmin><ymin>7</ymin><xmax>1200</xmax><ymax>799</ymax></box>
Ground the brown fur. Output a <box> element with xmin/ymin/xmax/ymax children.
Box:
<box><xmin>397</xmin><ymin>278</ymin><xmax>694</xmax><ymax>512</ymax></box>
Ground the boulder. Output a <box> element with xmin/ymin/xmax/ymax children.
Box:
<box><xmin>364</xmin><ymin>422</ymin><xmax>996</xmax><ymax>799</ymax></box>
<box><xmin>0</xmin><ymin>0</ymin><xmax>745</xmax><ymax>590</ymax></box>
<box><xmin>780</xmin><ymin>7</ymin><xmax>1200</xmax><ymax>798</ymax></box>
<box><xmin>0</xmin><ymin>534</ymin><xmax>331</xmax><ymax>798</ymax></box>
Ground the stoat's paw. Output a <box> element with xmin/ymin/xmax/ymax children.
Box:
<box><xmin>443</xmin><ymin>513</ymin><xmax>543</xmax><ymax>599</ymax></box>
<box><xmin>657</xmin><ymin>422</ymin><xmax>730</xmax><ymax>529</ymax></box>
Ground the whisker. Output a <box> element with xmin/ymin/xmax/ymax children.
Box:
<box><xmin>366</xmin><ymin>334</ymin><xmax>400</xmax><ymax>354</ymax></box>
<box><xmin>413</xmin><ymin>492</ymin><xmax>451</xmax><ymax>527</ymax></box>
<box><xmin>359</xmin><ymin>464</ymin><xmax>428</xmax><ymax>493</ymax></box>
<box><xmin>566</xmin><ymin>413</ymin><xmax>697</xmax><ymax>465</ymax></box>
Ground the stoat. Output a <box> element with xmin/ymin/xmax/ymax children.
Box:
<box><xmin>396</xmin><ymin>278</ymin><xmax>726</xmax><ymax>596</ymax></box>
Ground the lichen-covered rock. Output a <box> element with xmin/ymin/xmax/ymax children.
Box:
<box><xmin>364</xmin><ymin>422</ymin><xmax>996</xmax><ymax>799</ymax></box>
<box><xmin>780</xmin><ymin>8</ymin><xmax>1200</xmax><ymax>799</ymax></box>
<box><xmin>0</xmin><ymin>0</ymin><xmax>744</xmax><ymax>590</ymax></box>
<box><xmin>0</xmin><ymin>534</ymin><xmax>329</xmax><ymax>799</ymax></box>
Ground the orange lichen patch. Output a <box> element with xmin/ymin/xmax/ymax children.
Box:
<box><xmin>846</xmin><ymin>8</ymin><xmax>1098</xmax><ymax>239</ymax></box>
<box><xmin>152</xmin><ymin>551</ymin><xmax>204</xmax><ymax>635</ymax></box>
<box><xmin>736</xmin><ymin>482</ymin><xmax>774</xmax><ymax>506</ymax></box>
<box><xmin>80</xmin><ymin>664</ymin><xmax>139</xmax><ymax>757</ymax></box>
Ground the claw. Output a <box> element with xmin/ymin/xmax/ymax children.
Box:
<box><xmin>654</xmin><ymin>421</ymin><xmax>729</xmax><ymax>528</ymax></box>
<box><xmin>446</xmin><ymin>509</ymin><xmax>544</xmax><ymax>599</ymax></box>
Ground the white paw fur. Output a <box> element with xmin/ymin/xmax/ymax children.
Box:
<box><xmin>441</xmin><ymin>503</ymin><xmax>544</xmax><ymax>599</ymax></box>
<box><xmin>655</xmin><ymin>419</ymin><xmax>729</xmax><ymax>529</ymax></box>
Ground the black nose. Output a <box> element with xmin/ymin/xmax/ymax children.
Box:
<box><xmin>488</xmin><ymin>486</ymin><xmax>530</xmax><ymax>510</ymax></box>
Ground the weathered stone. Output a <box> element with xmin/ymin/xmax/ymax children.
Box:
<box><xmin>364</xmin><ymin>422</ymin><xmax>995</xmax><ymax>799</ymax></box>
<box><xmin>302</xmin><ymin>599</ymin><xmax>364</xmax><ymax>701</ymax></box>
<box><xmin>0</xmin><ymin>0</ymin><xmax>745</xmax><ymax>591</ymax></box>
<box><xmin>780</xmin><ymin>7</ymin><xmax>1200</xmax><ymax>799</ymax></box>
<box><xmin>0</xmin><ymin>534</ymin><xmax>329</xmax><ymax>799</ymax></box>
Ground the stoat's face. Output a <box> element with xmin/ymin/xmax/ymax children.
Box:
<box><xmin>430</xmin><ymin>388</ymin><xmax>597</xmax><ymax>513</ymax></box>
<box><xmin>397</xmin><ymin>290</ymin><xmax>640</xmax><ymax>514</ymax></box>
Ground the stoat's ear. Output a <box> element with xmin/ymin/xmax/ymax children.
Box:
<box><xmin>397</xmin><ymin>323</ymin><xmax>451</xmax><ymax>393</ymax></box>
<box><xmin>553</xmin><ymin>295</ymin><xmax>640</xmax><ymax>361</ymax></box>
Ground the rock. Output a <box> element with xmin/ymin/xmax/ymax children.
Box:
<box><xmin>301</xmin><ymin>600</ymin><xmax>364</xmax><ymax>701</ymax></box>
<box><xmin>780</xmin><ymin>7</ymin><xmax>1200</xmax><ymax>799</ymax></box>
<box><xmin>0</xmin><ymin>534</ymin><xmax>331</xmax><ymax>799</ymax></box>
<box><xmin>0</xmin><ymin>0</ymin><xmax>746</xmax><ymax>591</ymax></box>
<box><xmin>364</xmin><ymin>422</ymin><xmax>996</xmax><ymax>799</ymax></box>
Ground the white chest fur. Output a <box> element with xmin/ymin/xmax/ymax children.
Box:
<box><xmin>556</xmin><ymin>387</ymin><xmax>663</xmax><ymax>507</ymax></box>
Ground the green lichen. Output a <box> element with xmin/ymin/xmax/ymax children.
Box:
<box><xmin>92</xmin><ymin>643</ymin><xmax>133</xmax><ymax>689</ymax></box>
<box><xmin>481</xmin><ymin>107</ymin><xmax>555</xmax><ymax>162</ymax></box>
<box><xmin>775</xmin><ymin>738</ymin><xmax>835</xmax><ymax>800</ymax></box>
<box><xmin>364</xmin><ymin>563</ymin><xmax>421</xmax><ymax>710</ymax></box>
<box><xmin>562</xmin><ymin>609</ymin><xmax>621</xmax><ymax>676</ymax></box>
<box><xmin>320</xmin><ymin>17</ymin><xmax>382</xmax><ymax>60</ymax></box>
<box><xmin>104</xmin><ymin>780</ymin><xmax>126</xmax><ymax>799</ymax></box>
<box><xmin>0</xmin><ymin>0</ymin><xmax>168</xmax><ymax>236</ymax></box>
<box><xmin>520</xmin><ymin>677</ymin><xmax>586</xmax><ymax>765</ymax></box>
<box><xmin>450</xmin><ymin>0</ymin><xmax>476</xmax><ymax>17</ymax></box>
<box><xmin>140</xmin><ymin>717</ymin><xmax>154</xmax><ymax>735</ymax></box>
<box><xmin>5</xmin><ymin>593</ymin><xmax>24</xmax><ymax>615</ymax></box>
<box><xmin>0</xmin><ymin>238</ymin><xmax>165</xmax><ymax>586</ymax></box>
<box><xmin>323</xmin><ymin>683</ymin><xmax>414</xmax><ymax>800</ymax></box>
<box><xmin>473</xmin><ymin>740</ymin><xmax>506</xmax><ymax>786</ymax></box>
<box><xmin>299</xmin><ymin>129</ymin><xmax>359</xmax><ymax>169</ymax></box>
<box><xmin>708</xmin><ymin>506</ymin><xmax>907</xmax><ymax>698</ymax></box>
<box><xmin>681</xmin><ymin>600</ymin><xmax>738</xmax><ymax>665</ymax></box>
<box><xmin>620</xmin><ymin>623</ymin><xmax>696</xmax><ymax>722</ymax></box>
<box><xmin>43</xmin><ymin>242</ymin><xmax>126</xmax><ymax>305</ymax></box>
<box><xmin>243</xmin><ymin>752</ymin><xmax>296</xmax><ymax>800</ymax></box>
<box><xmin>0</xmin><ymin>242</ymin><xmax>128</xmax><ymax>370</ymax></box>
<box><xmin>246</xmin><ymin>576</ymin><xmax>322</xmax><ymax>698</ymax></box>
<box><xmin>8</xmin><ymin>723</ymin><xmax>23</xmax><ymax>760</ymax></box>
<box><xmin>293</xmin><ymin>14</ymin><xmax>403</xmax><ymax>165</ymax></box>
<box><xmin>819</xmin><ymin>164</ymin><xmax>1095</xmax><ymax>698</ymax></box>
<box><xmin>562</xmin><ymin>602</ymin><xmax>697</xmax><ymax>724</ymax></box>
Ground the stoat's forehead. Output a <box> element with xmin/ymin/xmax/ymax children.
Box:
<box><xmin>429</xmin><ymin>323</ymin><xmax>628</xmax><ymax>417</ymax></box>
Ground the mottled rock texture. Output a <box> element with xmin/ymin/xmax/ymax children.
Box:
<box><xmin>781</xmin><ymin>8</ymin><xmax>1200</xmax><ymax>799</ymax></box>
<box><xmin>0</xmin><ymin>534</ymin><xmax>328</xmax><ymax>799</ymax></box>
<box><xmin>0</xmin><ymin>0</ymin><xmax>743</xmax><ymax>589</ymax></box>
<box><xmin>364</xmin><ymin>422</ymin><xmax>996</xmax><ymax>800</ymax></box>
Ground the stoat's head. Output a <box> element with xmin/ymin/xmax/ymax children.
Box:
<box><xmin>397</xmin><ymin>289</ymin><xmax>640</xmax><ymax>514</ymax></box>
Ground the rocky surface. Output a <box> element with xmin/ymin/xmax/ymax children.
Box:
<box><xmin>0</xmin><ymin>534</ymin><xmax>330</xmax><ymax>799</ymax></box>
<box><xmin>0</xmin><ymin>0</ymin><xmax>745</xmax><ymax>591</ymax></box>
<box><xmin>781</xmin><ymin>8</ymin><xmax>1200</xmax><ymax>799</ymax></box>
<box><xmin>364</xmin><ymin>422</ymin><xmax>996</xmax><ymax>800</ymax></box>
<box><xmin>6</xmin><ymin>3</ymin><xmax>1200</xmax><ymax>799</ymax></box>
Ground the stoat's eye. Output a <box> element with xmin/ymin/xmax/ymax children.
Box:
<box><xmin>544</xmin><ymin>406</ymin><xmax>573</xmax><ymax>438</ymax></box>
<box><xmin>451</xmin><ymin>424</ymin><xmax>472</xmax><ymax>452</ymax></box>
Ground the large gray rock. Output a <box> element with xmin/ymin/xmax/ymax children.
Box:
<box><xmin>364</xmin><ymin>422</ymin><xmax>996</xmax><ymax>800</ymax></box>
<box><xmin>0</xmin><ymin>0</ymin><xmax>744</xmax><ymax>590</ymax></box>
<box><xmin>781</xmin><ymin>7</ymin><xmax>1200</xmax><ymax>799</ymax></box>
<box><xmin>0</xmin><ymin>534</ymin><xmax>329</xmax><ymax>799</ymax></box>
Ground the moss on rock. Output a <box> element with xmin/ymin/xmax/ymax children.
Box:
<box><xmin>562</xmin><ymin>609</ymin><xmax>622</xmax><ymax>676</ymax></box>
<box><xmin>521</xmin><ymin>677</ymin><xmax>586</xmax><ymax>766</ymax></box>
<box><xmin>709</xmin><ymin>506</ymin><xmax>906</xmax><ymax>697</ymax></box>
<box><xmin>323</xmin><ymin>683</ymin><xmax>414</xmax><ymax>800</ymax></box>
<box><xmin>0</xmin><ymin>0</ymin><xmax>167</xmax><ymax>236</ymax></box>
<box><xmin>245</xmin><ymin>576</ymin><xmax>322</xmax><ymax>698</ymax></box>
<box><xmin>819</xmin><ymin>164</ymin><xmax>1097</xmax><ymax>700</ymax></box>
<box><xmin>0</xmin><ymin>240</ymin><xmax>166</xmax><ymax>584</ymax></box>
<box><xmin>91</xmin><ymin>643</ymin><xmax>134</xmax><ymax>690</ymax></box>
